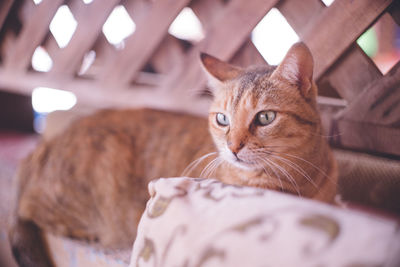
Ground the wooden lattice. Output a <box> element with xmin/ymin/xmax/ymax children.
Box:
<box><xmin>0</xmin><ymin>0</ymin><xmax>399</xmax><ymax>156</ymax></box>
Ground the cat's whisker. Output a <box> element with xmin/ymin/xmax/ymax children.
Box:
<box><xmin>254</xmin><ymin>154</ymin><xmax>284</xmax><ymax>192</ymax></box>
<box><xmin>207</xmin><ymin>158</ymin><xmax>223</xmax><ymax>178</ymax></box>
<box><xmin>309</xmin><ymin>131</ymin><xmax>343</xmax><ymax>138</ymax></box>
<box><xmin>268</xmin><ymin>154</ymin><xmax>318</xmax><ymax>189</ymax></box>
<box><xmin>257</xmin><ymin>155</ymin><xmax>301</xmax><ymax>197</ymax></box>
<box><xmin>200</xmin><ymin>157</ymin><xmax>221</xmax><ymax>178</ymax></box>
<box><xmin>209</xmin><ymin>158</ymin><xmax>223</xmax><ymax>178</ymax></box>
<box><xmin>271</xmin><ymin>151</ymin><xmax>334</xmax><ymax>184</ymax></box>
<box><xmin>254</xmin><ymin>155</ymin><xmax>273</xmax><ymax>177</ymax></box>
<box><xmin>252</xmin><ymin>146</ymin><xmax>288</xmax><ymax>152</ymax></box>
<box><xmin>258</xmin><ymin>149</ymin><xmax>333</xmax><ymax>184</ymax></box>
<box><xmin>202</xmin><ymin>157</ymin><xmax>219</xmax><ymax>178</ymax></box>
<box><xmin>181</xmin><ymin>152</ymin><xmax>217</xmax><ymax>176</ymax></box>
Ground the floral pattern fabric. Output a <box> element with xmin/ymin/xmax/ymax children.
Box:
<box><xmin>130</xmin><ymin>177</ymin><xmax>400</xmax><ymax>267</ymax></box>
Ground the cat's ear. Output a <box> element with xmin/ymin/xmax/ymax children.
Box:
<box><xmin>200</xmin><ymin>52</ymin><xmax>242</xmax><ymax>89</ymax></box>
<box><xmin>271</xmin><ymin>42</ymin><xmax>314</xmax><ymax>98</ymax></box>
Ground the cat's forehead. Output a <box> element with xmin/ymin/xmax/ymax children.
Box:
<box><xmin>223</xmin><ymin>66</ymin><xmax>278</xmax><ymax>108</ymax></box>
<box><xmin>237</xmin><ymin>67</ymin><xmax>275</xmax><ymax>94</ymax></box>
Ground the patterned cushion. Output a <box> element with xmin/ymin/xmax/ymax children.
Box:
<box><xmin>130</xmin><ymin>177</ymin><xmax>400</xmax><ymax>267</ymax></box>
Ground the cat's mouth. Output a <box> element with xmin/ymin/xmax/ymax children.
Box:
<box><xmin>228</xmin><ymin>154</ymin><xmax>260</xmax><ymax>171</ymax></box>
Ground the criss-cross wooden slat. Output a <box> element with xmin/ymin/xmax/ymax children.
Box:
<box><xmin>277</xmin><ymin>0</ymin><xmax>324</xmax><ymax>29</ymax></box>
<box><xmin>319</xmin><ymin>44</ymin><xmax>382</xmax><ymax>101</ymax></box>
<box><xmin>88</xmin><ymin>0</ymin><xmax>153</xmax><ymax>75</ymax></box>
<box><xmin>4</xmin><ymin>0</ymin><xmax>64</xmax><ymax>71</ymax></box>
<box><xmin>332</xmin><ymin>62</ymin><xmax>400</xmax><ymax>155</ymax></box>
<box><xmin>390</xmin><ymin>0</ymin><xmax>400</xmax><ymax>24</ymax></box>
<box><xmin>230</xmin><ymin>41</ymin><xmax>267</xmax><ymax>68</ymax></box>
<box><xmin>0</xmin><ymin>0</ymin><xmax>398</xmax><ymax>156</ymax></box>
<box><xmin>301</xmin><ymin>0</ymin><xmax>392</xmax><ymax>79</ymax></box>
<box><xmin>99</xmin><ymin>0</ymin><xmax>191</xmax><ymax>86</ymax></box>
<box><xmin>0</xmin><ymin>0</ymin><xmax>14</xmax><ymax>30</ymax></box>
<box><xmin>191</xmin><ymin>0</ymin><xmax>266</xmax><ymax>68</ymax></box>
<box><xmin>49</xmin><ymin>0</ymin><xmax>120</xmax><ymax>75</ymax></box>
<box><xmin>148</xmin><ymin>35</ymin><xmax>185</xmax><ymax>74</ymax></box>
<box><xmin>190</xmin><ymin>0</ymin><xmax>224</xmax><ymax>31</ymax></box>
<box><xmin>161</xmin><ymin>0</ymin><xmax>279</xmax><ymax>95</ymax></box>
<box><xmin>277</xmin><ymin>0</ymin><xmax>382</xmax><ymax>101</ymax></box>
<box><xmin>123</xmin><ymin>0</ymin><xmax>151</xmax><ymax>23</ymax></box>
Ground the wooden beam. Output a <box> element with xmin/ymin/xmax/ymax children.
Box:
<box><xmin>190</xmin><ymin>0</ymin><xmax>224</xmax><ymax>31</ymax></box>
<box><xmin>0</xmin><ymin>0</ymin><xmax>14</xmax><ymax>31</ymax></box>
<box><xmin>148</xmin><ymin>35</ymin><xmax>185</xmax><ymax>74</ymax></box>
<box><xmin>318</xmin><ymin>44</ymin><xmax>382</xmax><ymax>101</ymax></box>
<box><xmin>197</xmin><ymin>0</ymin><xmax>278</xmax><ymax>60</ymax></box>
<box><xmin>17</xmin><ymin>0</ymin><xmax>35</xmax><ymax>24</ymax></box>
<box><xmin>0</xmin><ymin>33</ymin><xmax>16</xmax><ymax>63</ymax></box>
<box><xmin>50</xmin><ymin>0</ymin><xmax>120</xmax><ymax>75</ymax></box>
<box><xmin>87</xmin><ymin>34</ymin><xmax>115</xmax><ymax>76</ymax></box>
<box><xmin>0</xmin><ymin>68</ymin><xmax>210</xmax><ymax>117</ymax></box>
<box><xmin>301</xmin><ymin>0</ymin><xmax>392</xmax><ymax>79</ymax></box>
<box><xmin>4</xmin><ymin>0</ymin><xmax>64</xmax><ymax>71</ymax></box>
<box><xmin>193</xmin><ymin>0</ymin><xmax>267</xmax><ymax>70</ymax></box>
<box><xmin>277</xmin><ymin>0</ymin><xmax>325</xmax><ymax>33</ymax></box>
<box><xmin>85</xmin><ymin>0</ymin><xmax>153</xmax><ymax>77</ymax></box>
<box><xmin>339</xmin><ymin>62</ymin><xmax>400</xmax><ymax>125</ymax></box>
<box><xmin>389</xmin><ymin>0</ymin><xmax>400</xmax><ymax>25</ymax></box>
<box><xmin>162</xmin><ymin>0</ymin><xmax>279</xmax><ymax>94</ymax></box>
<box><xmin>317</xmin><ymin>96</ymin><xmax>347</xmax><ymax>141</ymax></box>
<box><xmin>63</xmin><ymin>0</ymin><xmax>85</xmax><ymax>19</ymax></box>
<box><xmin>123</xmin><ymin>0</ymin><xmax>151</xmax><ymax>23</ymax></box>
<box><xmin>331</xmin><ymin>62</ymin><xmax>400</xmax><ymax>156</ymax></box>
<box><xmin>278</xmin><ymin>0</ymin><xmax>384</xmax><ymax>101</ymax></box>
<box><xmin>42</xmin><ymin>34</ymin><xmax>60</xmax><ymax>61</ymax></box>
<box><xmin>126</xmin><ymin>1</ymin><xmax>185</xmax><ymax>75</ymax></box>
<box><xmin>277</xmin><ymin>1</ymin><xmax>397</xmax><ymax>155</ymax></box>
<box><xmin>277</xmin><ymin>0</ymin><xmax>336</xmax><ymax>97</ymax></box>
<box><xmin>99</xmin><ymin>0</ymin><xmax>191</xmax><ymax>85</ymax></box>
<box><xmin>332</xmin><ymin>120</ymin><xmax>400</xmax><ymax>156</ymax></box>
<box><xmin>230</xmin><ymin>40</ymin><xmax>267</xmax><ymax>67</ymax></box>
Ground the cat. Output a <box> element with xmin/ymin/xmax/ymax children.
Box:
<box><xmin>9</xmin><ymin>42</ymin><xmax>337</xmax><ymax>267</ymax></box>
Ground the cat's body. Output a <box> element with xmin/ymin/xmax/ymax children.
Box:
<box><xmin>12</xmin><ymin>109</ymin><xmax>214</xmax><ymax>249</ymax></box>
<box><xmin>9</xmin><ymin>43</ymin><xmax>337</xmax><ymax>267</ymax></box>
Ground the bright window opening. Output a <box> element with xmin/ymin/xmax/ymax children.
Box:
<box><xmin>31</xmin><ymin>46</ymin><xmax>53</xmax><ymax>72</ymax></box>
<box><xmin>102</xmin><ymin>5</ymin><xmax>136</xmax><ymax>49</ymax></box>
<box><xmin>49</xmin><ymin>5</ymin><xmax>78</xmax><ymax>48</ymax></box>
<box><xmin>251</xmin><ymin>8</ymin><xmax>299</xmax><ymax>65</ymax></box>
<box><xmin>357</xmin><ymin>13</ymin><xmax>400</xmax><ymax>74</ymax></box>
<box><xmin>32</xmin><ymin>87</ymin><xmax>77</xmax><ymax>114</ymax></box>
<box><xmin>168</xmin><ymin>7</ymin><xmax>204</xmax><ymax>42</ymax></box>
<box><xmin>320</xmin><ymin>0</ymin><xmax>335</xmax><ymax>6</ymax></box>
<box><xmin>78</xmin><ymin>50</ymin><xmax>96</xmax><ymax>75</ymax></box>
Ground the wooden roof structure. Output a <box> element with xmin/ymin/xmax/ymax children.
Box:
<box><xmin>0</xmin><ymin>0</ymin><xmax>399</xmax><ymax>156</ymax></box>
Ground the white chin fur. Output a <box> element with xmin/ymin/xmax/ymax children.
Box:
<box><xmin>220</xmin><ymin>151</ymin><xmax>257</xmax><ymax>171</ymax></box>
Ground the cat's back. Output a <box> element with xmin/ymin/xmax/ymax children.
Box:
<box><xmin>35</xmin><ymin>108</ymin><xmax>213</xmax><ymax>180</ymax></box>
<box><xmin>16</xmin><ymin>108</ymin><xmax>215</xmax><ymax>247</ymax></box>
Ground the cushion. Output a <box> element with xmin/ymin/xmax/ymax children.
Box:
<box><xmin>130</xmin><ymin>177</ymin><xmax>400</xmax><ymax>267</ymax></box>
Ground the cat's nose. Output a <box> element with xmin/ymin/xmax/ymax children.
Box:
<box><xmin>228</xmin><ymin>141</ymin><xmax>245</xmax><ymax>155</ymax></box>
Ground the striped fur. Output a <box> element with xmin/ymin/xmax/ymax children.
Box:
<box><xmin>203</xmin><ymin>43</ymin><xmax>337</xmax><ymax>201</ymax></box>
<box><xmin>9</xmin><ymin>42</ymin><xmax>337</xmax><ymax>267</ymax></box>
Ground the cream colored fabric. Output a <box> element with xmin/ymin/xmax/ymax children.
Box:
<box><xmin>130</xmin><ymin>177</ymin><xmax>400</xmax><ymax>267</ymax></box>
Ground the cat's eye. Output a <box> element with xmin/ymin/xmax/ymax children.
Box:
<box><xmin>256</xmin><ymin>110</ymin><xmax>276</xmax><ymax>126</ymax></box>
<box><xmin>216</xmin><ymin>113</ymin><xmax>229</xmax><ymax>126</ymax></box>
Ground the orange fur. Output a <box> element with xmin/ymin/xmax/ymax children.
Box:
<box><xmin>203</xmin><ymin>43</ymin><xmax>337</xmax><ymax>201</ymax></box>
<box><xmin>9</xmin><ymin>42</ymin><xmax>337</xmax><ymax>267</ymax></box>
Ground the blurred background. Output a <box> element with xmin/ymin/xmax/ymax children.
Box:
<box><xmin>0</xmin><ymin>0</ymin><xmax>399</xmax><ymax>134</ymax></box>
<box><xmin>1</xmin><ymin>1</ymin><xmax>400</xmax><ymax>266</ymax></box>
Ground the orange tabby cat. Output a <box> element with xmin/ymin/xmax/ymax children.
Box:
<box><xmin>9</xmin><ymin>42</ymin><xmax>337</xmax><ymax>267</ymax></box>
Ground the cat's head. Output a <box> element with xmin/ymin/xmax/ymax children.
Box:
<box><xmin>200</xmin><ymin>43</ymin><xmax>322</xmax><ymax>171</ymax></box>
